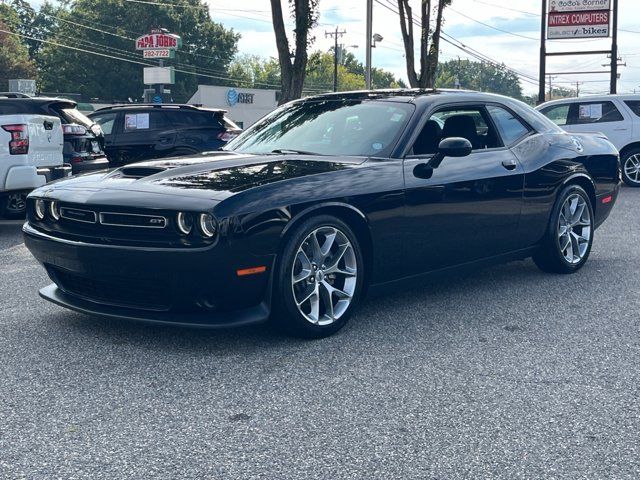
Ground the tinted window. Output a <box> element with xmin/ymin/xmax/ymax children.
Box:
<box><xmin>624</xmin><ymin>101</ymin><xmax>640</xmax><ymax>117</ymax></box>
<box><xmin>540</xmin><ymin>104</ymin><xmax>570</xmax><ymax>126</ymax></box>
<box><xmin>170</xmin><ymin>111</ymin><xmax>223</xmax><ymax>128</ymax></box>
<box><xmin>0</xmin><ymin>103</ymin><xmax>24</xmax><ymax>115</ymax></box>
<box><xmin>226</xmin><ymin>100</ymin><xmax>414</xmax><ymax>157</ymax></box>
<box><xmin>487</xmin><ymin>105</ymin><xmax>530</xmax><ymax>145</ymax></box>
<box><xmin>570</xmin><ymin>101</ymin><xmax>623</xmax><ymax>124</ymax></box>
<box><xmin>91</xmin><ymin>112</ymin><xmax>118</xmax><ymax>135</ymax></box>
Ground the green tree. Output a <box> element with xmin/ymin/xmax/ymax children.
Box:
<box><xmin>37</xmin><ymin>0</ymin><xmax>239</xmax><ymax>102</ymax></box>
<box><xmin>0</xmin><ymin>5</ymin><xmax>37</xmax><ymax>89</ymax></box>
<box><xmin>436</xmin><ymin>59</ymin><xmax>523</xmax><ymax>99</ymax></box>
<box><xmin>227</xmin><ymin>54</ymin><xmax>281</xmax><ymax>89</ymax></box>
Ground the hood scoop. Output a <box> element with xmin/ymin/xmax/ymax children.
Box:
<box><xmin>117</xmin><ymin>166</ymin><xmax>168</xmax><ymax>179</ymax></box>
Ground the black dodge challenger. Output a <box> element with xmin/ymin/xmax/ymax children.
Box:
<box><xmin>23</xmin><ymin>90</ymin><xmax>620</xmax><ymax>338</ymax></box>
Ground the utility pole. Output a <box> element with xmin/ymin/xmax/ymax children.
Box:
<box><xmin>547</xmin><ymin>75</ymin><xmax>555</xmax><ymax>100</ymax></box>
<box><xmin>538</xmin><ymin>0</ymin><xmax>547</xmax><ymax>104</ymax></box>
<box><xmin>575</xmin><ymin>81</ymin><xmax>582</xmax><ymax>97</ymax></box>
<box><xmin>365</xmin><ymin>0</ymin><xmax>373</xmax><ymax>89</ymax></box>
<box><xmin>326</xmin><ymin>27</ymin><xmax>346</xmax><ymax>92</ymax></box>
<box><xmin>611</xmin><ymin>0</ymin><xmax>619</xmax><ymax>94</ymax></box>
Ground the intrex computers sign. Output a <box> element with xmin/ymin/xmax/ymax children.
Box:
<box><xmin>547</xmin><ymin>0</ymin><xmax>611</xmax><ymax>39</ymax></box>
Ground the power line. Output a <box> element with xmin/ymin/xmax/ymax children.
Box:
<box><xmin>0</xmin><ymin>28</ymin><xmax>332</xmax><ymax>92</ymax></box>
<box><xmin>448</xmin><ymin>7</ymin><xmax>538</xmax><ymax>41</ymax></box>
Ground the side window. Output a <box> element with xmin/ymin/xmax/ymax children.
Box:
<box><xmin>170</xmin><ymin>111</ymin><xmax>222</xmax><ymax>128</ymax></box>
<box><xmin>624</xmin><ymin>101</ymin><xmax>640</xmax><ymax>117</ymax></box>
<box><xmin>91</xmin><ymin>112</ymin><xmax>118</xmax><ymax>135</ymax></box>
<box><xmin>412</xmin><ymin>107</ymin><xmax>499</xmax><ymax>154</ymax></box>
<box><xmin>540</xmin><ymin>104</ymin><xmax>570</xmax><ymax>126</ymax></box>
<box><xmin>123</xmin><ymin>111</ymin><xmax>169</xmax><ymax>132</ymax></box>
<box><xmin>570</xmin><ymin>101</ymin><xmax>623</xmax><ymax>125</ymax></box>
<box><xmin>487</xmin><ymin>105</ymin><xmax>530</xmax><ymax>146</ymax></box>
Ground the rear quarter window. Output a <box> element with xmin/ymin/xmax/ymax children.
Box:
<box><xmin>624</xmin><ymin>101</ymin><xmax>640</xmax><ymax>117</ymax></box>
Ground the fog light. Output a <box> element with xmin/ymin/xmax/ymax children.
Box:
<box><xmin>198</xmin><ymin>213</ymin><xmax>217</xmax><ymax>238</ymax></box>
<box><xmin>35</xmin><ymin>199</ymin><xmax>46</xmax><ymax>220</ymax></box>
<box><xmin>176</xmin><ymin>212</ymin><xmax>193</xmax><ymax>235</ymax></box>
<box><xmin>49</xmin><ymin>201</ymin><xmax>60</xmax><ymax>221</ymax></box>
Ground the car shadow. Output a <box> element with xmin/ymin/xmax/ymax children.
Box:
<box><xmin>40</xmin><ymin>254</ymin><xmax>606</xmax><ymax>359</ymax></box>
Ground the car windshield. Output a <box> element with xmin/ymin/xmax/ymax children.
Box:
<box><xmin>224</xmin><ymin>99</ymin><xmax>414</xmax><ymax>157</ymax></box>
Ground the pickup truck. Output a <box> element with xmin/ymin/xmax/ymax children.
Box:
<box><xmin>0</xmin><ymin>113</ymin><xmax>69</xmax><ymax>218</ymax></box>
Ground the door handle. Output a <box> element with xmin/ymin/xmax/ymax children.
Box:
<box><xmin>614</xmin><ymin>128</ymin><xmax>629</xmax><ymax>131</ymax></box>
<box><xmin>501</xmin><ymin>159</ymin><xmax>518</xmax><ymax>170</ymax></box>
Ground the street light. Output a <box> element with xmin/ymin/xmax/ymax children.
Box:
<box><xmin>372</xmin><ymin>33</ymin><xmax>383</xmax><ymax>48</ymax></box>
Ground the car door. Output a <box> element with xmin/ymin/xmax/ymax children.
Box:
<box><xmin>402</xmin><ymin>103</ymin><xmax>527</xmax><ymax>275</ymax></box>
<box><xmin>117</xmin><ymin>109</ymin><xmax>175</xmax><ymax>163</ymax></box>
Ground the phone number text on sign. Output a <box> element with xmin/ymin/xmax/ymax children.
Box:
<box><xmin>143</xmin><ymin>49</ymin><xmax>172</xmax><ymax>59</ymax></box>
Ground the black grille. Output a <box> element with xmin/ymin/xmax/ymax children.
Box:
<box><xmin>49</xmin><ymin>267</ymin><xmax>171</xmax><ymax>311</ymax></box>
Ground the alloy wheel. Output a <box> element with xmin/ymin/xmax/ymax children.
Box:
<box><xmin>291</xmin><ymin>226</ymin><xmax>357</xmax><ymax>326</ymax></box>
<box><xmin>624</xmin><ymin>154</ymin><xmax>640</xmax><ymax>185</ymax></box>
<box><xmin>558</xmin><ymin>193</ymin><xmax>592</xmax><ymax>265</ymax></box>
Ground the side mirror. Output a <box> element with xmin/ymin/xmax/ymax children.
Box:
<box><xmin>412</xmin><ymin>137</ymin><xmax>473</xmax><ymax>179</ymax></box>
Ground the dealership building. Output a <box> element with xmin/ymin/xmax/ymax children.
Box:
<box><xmin>188</xmin><ymin>85</ymin><xmax>279</xmax><ymax>128</ymax></box>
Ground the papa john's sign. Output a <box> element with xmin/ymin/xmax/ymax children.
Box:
<box><xmin>135</xmin><ymin>30</ymin><xmax>182</xmax><ymax>51</ymax></box>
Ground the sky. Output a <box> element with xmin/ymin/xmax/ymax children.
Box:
<box><xmin>26</xmin><ymin>0</ymin><xmax>640</xmax><ymax>96</ymax></box>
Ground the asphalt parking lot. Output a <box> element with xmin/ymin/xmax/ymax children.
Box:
<box><xmin>1</xmin><ymin>189</ymin><xmax>639</xmax><ymax>480</ymax></box>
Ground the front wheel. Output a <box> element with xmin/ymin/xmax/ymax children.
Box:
<box><xmin>621</xmin><ymin>149</ymin><xmax>640</xmax><ymax>187</ymax></box>
<box><xmin>533</xmin><ymin>184</ymin><xmax>594</xmax><ymax>274</ymax></box>
<box><xmin>274</xmin><ymin>215</ymin><xmax>364</xmax><ymax>338</ymax></box>
<box><xmin>0</xmin><ymin>192</ymin><xmax>28</xmax><ymax>219</ymax></box>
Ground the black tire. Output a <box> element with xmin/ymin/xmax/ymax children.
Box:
<box><xmin>273</xmin><ymin>215</ymin><xmax>365</xmax><ymax>338</ymax></box>
<box><xmin>0</xmin><ymin>192</ymin><xmax>28</xmax><ymax>219</ymax></box>
<box><xmin>533</xmin><ymin>184</ymin><xmax>594</xmax><ymax>274</ymax></box>
<box><xmin>621</xmin><ymin>148</ymin><xmax>640</xmax><ymax>187</ymax></box>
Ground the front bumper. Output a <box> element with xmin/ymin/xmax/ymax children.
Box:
<box><xmin>24</xmin><ymin>223</ymin><xmax>275</xmax><ymax>328</ymax></box>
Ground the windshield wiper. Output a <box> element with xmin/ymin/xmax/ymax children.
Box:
<box><xmin>271</xmin><ymin>148</ymin><xmax>323</xmax><ymax>155</ymax></box>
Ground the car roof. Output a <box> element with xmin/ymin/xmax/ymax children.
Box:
<box><xmin>0</xmin><ymin>96</ymin><xmax>77</xmax><ymax>107</ymax></box>
<box><xmin>537</xmin><ymin>94</ymin><xmax>640</xmax><ymax>109</ymax></box>
<box><xmin>91</xmin><ymin>104</ymin><xmax>227</xmax><ymax>114</ymax></box>
<box><xmin>297</xmin><ymin>88</ymin><xmax>528</xmax><ymax>106</ymax></box>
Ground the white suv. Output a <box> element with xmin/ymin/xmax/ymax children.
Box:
<box><xmin>537</xmin><ymin>95</ymin><xmax>640</xmax><ymax>187</ymax></box>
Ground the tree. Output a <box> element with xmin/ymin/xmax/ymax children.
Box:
<box><xmin>397</xmin><ymin>0</ymin><xmax>451</xmax><ymax>88</ymax></box>
<box><xmin>227</xmin><ymin>54</ymin><xmax>281</xmax><ymax>89</ymax></box>
<box><xmin>270</xmin><ymin>0</ymin><xmax>320</xmax><ymax>104</ymax></box>
<box><xmin>37</xmin><ymin>0</ymin><xmax>239</xmax><ymax>102</ymax></box>
<box><xmin>436</xmin><ymin>59</ymin><xmax>523</xmax><ymax>99</ymax></box>
<box><xmin>0</xmin><ymin>5</ymin><xmax>37</xmax><ymax>89</ymax></box>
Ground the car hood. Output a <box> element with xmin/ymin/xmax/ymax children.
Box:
<box><xmin>43</xmin><ymin>151</ymin><xmax>368</xmax><ymax>201</ymax></box>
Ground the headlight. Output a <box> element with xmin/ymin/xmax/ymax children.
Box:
<box><xmin>34</xmin><ymin>199</ymin><xmax>46</xmax><ymax>220</ymax></box>
<box><xmin>198</xmin><ymin>213</ymin><xmax>217</xmax><ymax>238</ymax></box>
<box><xmin>176</xmin><ymin>212</ymin><xmax>193</xmax><ymax>235</ymax></box>
<box><xmin>49</xmin><ymin>201</ymin><xmax>60</xmax><ymax>221</ymax></box>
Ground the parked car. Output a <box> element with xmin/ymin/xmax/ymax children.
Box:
<box><xmin>88</xmin><ymin>104</ymin><xmax>242</xmax><ymax>165</ymax></box>
<box><xmin>0</xmin><ymin>108</ymin><xmax>69</xmax><ymax>219</ymax></box>
<box><xmin>0</xmin><ymin>95</ymin><xmax>109</xmax><ymax>175</ymax></box>
<box><xmin>24</xmin><ymin>90</ymin><xmax>620</xmax><ymax>338</ymax></box>
<box><xmin>537</xmin><ymin>94</ymin><xmax>640</xmax><ymax>187</ymax></box>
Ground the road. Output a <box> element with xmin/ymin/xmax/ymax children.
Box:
<box><xmin>1</xmin><ymin>189</ymin><xmax>639</xmax><ymax>479</ymax></box>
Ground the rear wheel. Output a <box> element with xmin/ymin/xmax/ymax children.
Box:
<box><xmin>274</xmin><ymin>215</ymin><xmax>364</xmax><ymax>338</ymax></box>
<box><xmin>621</xmin><ymin>149</ymin><xmax>640</xmax><ymax>187</ymax></box>
<box><xmin>533</xmin><ymin>184</ymin><xmax>594</xmax><ymax>274</ymax></box>
<box><xmin>0</xmin><ymin>192</ymin><xmax>28</xmax><ymax>219</ymax></box>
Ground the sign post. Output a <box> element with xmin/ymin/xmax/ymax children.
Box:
<box><xmin>135</xmin><ymin>29</ymin><xmax>181</xmax><ymax>103</ymax></box>
<box><xmin>538</xmin><ymin>0</ymin><xmax>617</xmax><ymax>104</ymax></box>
